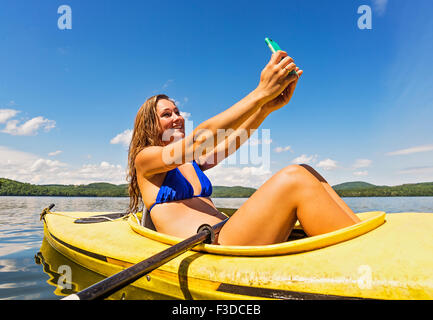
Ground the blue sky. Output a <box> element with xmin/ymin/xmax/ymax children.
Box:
<box><xmin>1</xmin><ymin>0</ymin><xmax>432</xmax><ymax>187</ymax></box>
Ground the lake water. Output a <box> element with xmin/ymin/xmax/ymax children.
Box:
<box><xmin>1</xmin><ymin>195</ymin><xmax>433</xmax><ymax>300</ymax></box>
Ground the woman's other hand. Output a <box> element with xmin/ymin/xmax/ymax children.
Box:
<box><xmin>254</xmin><ymin>51</ymin><xmax>303</xmax><ymax>113</ymax></box>
<box><xmin>261</xmin><ymin>66</ymin><xmax>303</xmax><ymax>113</ymax></box>
<box><xmin>254</xmin><ymin>51</ymin><xmax>297</xmax><ymax>102</ymax></box>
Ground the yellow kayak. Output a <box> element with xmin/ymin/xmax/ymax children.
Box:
<box><xmin>39</xmin><ymin>206</ymin><xmax>433</xmax><ymax>300</ymax></box>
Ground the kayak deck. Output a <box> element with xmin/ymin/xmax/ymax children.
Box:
<box><xmin>42</xmin><ymin>210</ymin><xmax>433</xmax><ymax>299</ymax></box>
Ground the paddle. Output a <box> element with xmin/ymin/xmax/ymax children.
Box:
<box><xmin>62</xmin><ymin>219</ymin><xmax>228</xmax><ymax>300</ymax></box>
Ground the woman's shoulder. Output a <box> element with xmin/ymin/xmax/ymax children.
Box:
<box><xmin>135</xmin><ymin>145</ymin><xmax>178</xmax><ymax>177</ymax></box>
<box><xmin>135</xmin><ymin>146</ymin><xmax>163</xmax><ymax>166</ymax></box>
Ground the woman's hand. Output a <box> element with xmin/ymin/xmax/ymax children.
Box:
<box><xmin>261</xmin><ymin>67</ymin><xmax>303</xmax><ymax>113</ymax></box>
<box><xmin>254</xmin><ymin>51</ymin><xmax>303</xmax><ymax>113</ymax></box>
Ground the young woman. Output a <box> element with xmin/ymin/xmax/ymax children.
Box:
<box><xmin>127</xmin><ymin>50</ymin><xmax>360</xmax><ymax>246</ymax></box>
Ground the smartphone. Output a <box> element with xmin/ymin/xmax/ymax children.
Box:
<box><xmin>265</xmin><ymin>37</ymin><xmax>298</xmax><ymax>76</ymax></box>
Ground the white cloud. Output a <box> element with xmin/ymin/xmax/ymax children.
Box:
<box><xmin>1</xmin><ymin>108</ymin><xmax>55</xmax><ymax>136</ymax></box>
<box><xmin>48</xmin><ymin>150</ymin><xmax>62</xmax><ymax>156</ymax></box>
<box><xmin>291</xmin><ymin>154</ymin><xmax>317</xmax><ymax>165</ymax></box>
<box><xmin>110</xmin><ymin>129</ymin><xmax>132</xmax><ymax>147</ymax></box>
<box><xmin>0</xmin><ymin>146</ymin><xmax>39</xmax><ymax>182</ymax></box>
<box><xmin>0</xmin><ymin>145</ymin><xmax>126</xmax><ymax>185</ymax></box>
<box><xmin>353</xmin><ymin>170</ymin><xmax>369</xmax><ymax>176</ymax></box>
<box><xmin>59</xmin><ymin>161</ymin><xmax>126</xmax><ymax>185</ymax></box>
<box><xmin>0</xmin><ymin>109</ymin><xmax>20</xmax><ymax>123</ymax></box>
<box><xmin>274</xmin><ymin>146</ymin><xmax>292</xmax><ymax>153</ymax></box>
<box><xmin>373</xmin><ymin>0</ymin><xmax>388</xmax><ymax>15</ymax></box>
<box><xmin>180</xmin><ymin>111</ymin><xmax>191</xmax><ymax>120</ymax></box>
<box><xmin>0</xmin><ymin>147</ymin><xmax>66</xmax><ymax>183</ymax></box>
<box><xmin>353</xmin><ymin>159</ymin><xmax>372</xmax><ymax>168</ymax></box>
<box><xmin>316</xmin><ymin>158</ymin><xmax>338</xmax><ymax>171</ymax></box>
<box><xmin>2</xmin><ymin>116</ymin><xmax>55</xmax><ymax>136</ymax></box>
<box><xmin>30</xmin><ymin>158</ymin><xmax>67</xmax><ymax>173</ymax></box>
<box><xmin>386</xmin><ymin>144</ymin><xmax>433</xmax><ymax>156</ymax></box>
<box><xmin>206</xmin><ymin>163</ymin><xmax>272</xmax><ymax>188</ymax></box>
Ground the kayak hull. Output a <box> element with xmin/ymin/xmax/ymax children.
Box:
<box><xmin>41</xmin><ymin>210</ymin><xmax>433</xmax><ymax>300</ymax></box>
<box><xmin>42</xmin><ymin>214</ymin><xmax>259</xmax><ymax>300</ymax></box>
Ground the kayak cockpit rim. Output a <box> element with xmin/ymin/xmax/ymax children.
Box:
<box><xmin>128</xmin><ymin>211</ymin><xmax>386</xmax><ymax>257</ymax></box>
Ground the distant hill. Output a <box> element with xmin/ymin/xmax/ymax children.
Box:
<box><xmin>0</xmin><ymin>178</ymin><xmax>129</xmax><ymax>197</ymax></box>
<box><xmin>212</xmin><ymin>186</ymin><xmax>256</xmax><ymax>198</ymax></box>
<box><xmin>0</xmin><ymin>178</ymin><xmax>255</xmax><ymax>198</ymax></box>
<box><xmin>332</xmin><ymin>181</ymin><xmax>433</xmax><ymax>197</ymax></box>
<box><xmin>2</xmin><ymin>178</ymin><xmax>433</xmax><ymax>198</ymax></box>
<box><xmin>332</xmin><ymin>181</ymin><xmax>377</xmax><ymax>190</ymax></box>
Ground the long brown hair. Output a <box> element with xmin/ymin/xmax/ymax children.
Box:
<box><xmin>127</xmin><ymin>94</ymin><xmax>171</xmax><ymax>214</ymax></box>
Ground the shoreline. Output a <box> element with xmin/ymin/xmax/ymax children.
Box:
<box><xmin>1</xmin><ymin>194</ymin><xmax>433</xmax><ymax>198</ymax></box>
<box><xmin>2</xmin><ymin>178</ymin><xmax>433</xmax><ymax>198</ymax></box>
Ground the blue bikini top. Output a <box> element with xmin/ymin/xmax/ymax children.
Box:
<box><xmin>148</xmin><ymin>160</ymin><xmax>213</xmax><ymax>212</ymax></box>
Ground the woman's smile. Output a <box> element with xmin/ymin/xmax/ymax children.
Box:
<box><xmin>157</xmin><ymin>99</ymin><xmax>185</xmax><ymax>143</ymax></box>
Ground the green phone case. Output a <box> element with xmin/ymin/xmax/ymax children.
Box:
<box><xmin>265</xmin><ymin>37</ymin><xmax>281</xmax><ymax>53</ymax></box>
<box><xmin>265</xmin><ymin>37</ymin><xmax>298</xmax><ymax>76</ymax></box>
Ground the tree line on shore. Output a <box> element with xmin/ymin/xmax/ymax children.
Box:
<box><xmin>0</xmin><ymin>178</ymin><xmax>257</xmax><ymax>198</ymax></box>
<box><xmin>1</xmin><ymin>178</ymin><xmax>433</xmax><ymax>198</ymax></box>
<box><xmin>332</xmin><ymin>181</ymin><xmax>433</xmax><ymax>197</ymax></box>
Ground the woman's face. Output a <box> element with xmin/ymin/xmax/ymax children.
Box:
<box><xmin>156</xmin><ymin>99</ymin><xmax>185</xmax><ymax>145</ymax></box>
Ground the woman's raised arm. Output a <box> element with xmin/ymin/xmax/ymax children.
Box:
<box><xmin>197</xmin><ymin>66</ymin><xmax>302</xmax><ymax>171</ymax></box>
<box><xmin>136</xmin><ymin>51</ymin><xmax>298</xmax><ymax>176</ymax></box>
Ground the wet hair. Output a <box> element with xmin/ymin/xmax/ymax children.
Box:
<box><xmin>127</xmin><ymin>94</ymin><xmax>172</xmax><ymax>214</ymax></box>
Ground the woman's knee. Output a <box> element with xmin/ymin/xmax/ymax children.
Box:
<box><xmin>280</xmin><ymin>164</ymin><xmax>311</xmax><ymax>177</ymax></box>
<box><xmin>298</xmin><ymin>164</ymin><xmax>327</xmax><ymax>182</ymax></box>
<box><xmin>280</xmin><ymin>163</ymin><xmax>327</xmax><ymax>183</ymax></box>
<box><xmin>278</xmin><ymin>164</ymin><xmax>317</xmax><ymax>189</ymax></box>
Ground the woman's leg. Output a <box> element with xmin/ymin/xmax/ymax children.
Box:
<box><xmin>299</xmin><ymin>164</ymin><xmax>356</xmax><ymax>216</ymax></box>
<box><xmin>217</xmin><ymin>164</ymin><xmax>361</xmax><ymax>246</ymax></box>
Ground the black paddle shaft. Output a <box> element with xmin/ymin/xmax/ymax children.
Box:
<box><xmin>63</xmin><ymin>219</ymin><xmax>227</xmax><ymax>300</ymax></box>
